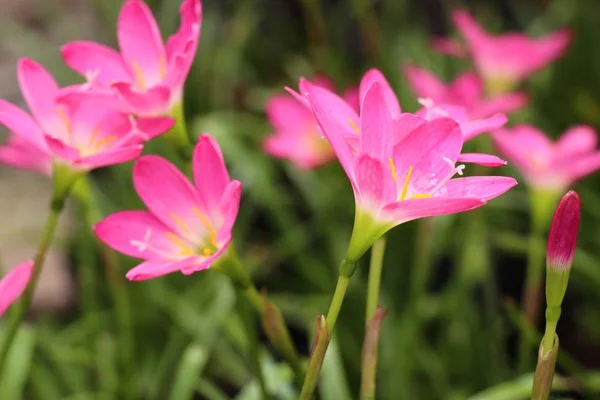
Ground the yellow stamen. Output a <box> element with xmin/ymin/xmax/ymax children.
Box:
<box><xmin>165</xmin><ymin>232</ymin><xmax>194</xmax><ymax>256</ymax></box>
<box><xmin>56</xmin><ymin>106</ymin><xmax>71</xmax><ymax>133</ymax></box>
<box><xmin>192</xmin><ymin>208</ymin><xmax>217</xmax><ymax>246</ymax></box>
<box><xmin>202</xmin><ymin>248</ymin><xmax>213</xmax><ymax>257</ymax></box>
<box><xmin>159</xmin><ymin>55</ymin><xmax>167</xmax><ymax>80</ymax></box>
<box><xmin>130</xmin><ymin>61</ymin><xmax>147</xmax><ymax>91</ymax></box>
<box><xmin>348</xmin><ymin>119</ymin><xmax>360</xmax><ymax>134</ymax></box>
<box><xmin>410</xmin><ymin>193</ymin><xmax>432</xmax><ymax>199</ymax></box>
<box><xmin>86</xmin><ymin>125</ymin><xmax>101</xmax><ymax>149</ymax></box>
<box><xmin>388</xmin><ymin>158</ymin><xmax>397</xmax><ymax>183</ymax></box>
<box><xmin>95</xmin><ymin>136</ymin><xmax>117</xmax><ymax>149</ymax></box>
<box><xmin>170</xmin><ymin>213</ymin><xmax>191</xmax><ymax>234</ymax></box>
<box><xmin>399</xmin><ymin>166</ymin><xmax>413</xmax><ymax>201</ymax></box>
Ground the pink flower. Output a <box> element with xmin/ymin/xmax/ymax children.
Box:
<box><xmin>547</xmin><ymin>190</ymin><xmax>580</xmax><ymax>271</ymax></box>
<box><xmin>61</xmin><ymin>0</ymin><xmax>201</xmax><ymax>117</ymax></box>
<box><xmin>0</xmin><ymin>261</ymin><xmax>33</xmax><ymax>316</ymax></box>
<box><xmin>264</xmin><ymin>77</ymin><xmax>359</xmax><ymax>169</ymax></box>
<box><xmin>95</xmin><ymin>134</ymin><xmax>241</xmax><ymax>281</ymax></box>
<box><xmin>0</xmin><ymin>58</ymin><xmax>174</xmax><ymax>173</ymax></box>
<box><xmin>434</xmin><ymin>9</ymin><xmax>571</xmax><ymax>86</ymax></box>
<box><xmin>304</xmin><ymin>71</ymin><xmax>517</xmax><ymax>261</ymax></box>
<box><xmin>492</xmin><ymin>125</ymin><xmax>600</xmax><ymax>191</ymax></box>
<box><xmin>403</xmin><ymin>64</ymin><xmax>528</xmax><ymax>118</ymax></box>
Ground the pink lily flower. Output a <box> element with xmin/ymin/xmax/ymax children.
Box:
<box><xmin>403</xmin><ymin>64</ymin><xmax>528</xmax><ymax>118</ymax></box>
<box><xmin>95</xmin><ymin>134</ymin><xmax>242</xmax><ymax>281</ymax></box>
<box><xmin>264</xmin><ymin>77</ymin><xmax>359</xmax><ymax>169</ymax></box>
<box><xmin>492</xmin><ymin>125</ymin><xmax>600</xmax><ymax>192</ymax></box>
<box><xmin>304</xmin><ymin>74</ymin><xmax>517</xmax><ymax>261</ymax></box>
<box><xmin>434</xmin><ymin>9</ymin><xmax>571</xmax><ymax>88</ymax></box>
<box><xmin>0</xmin><ymin>58</ymin><xmax>173</xmax><ymax>173</ymax></box>
<box><xmin>0</xmin><ymin>261</ymin><xmax>33</xmax><ymax>316</ymax></box>
<box><xmin>61</xmin><ymin>0</ymin><xmax>201</xmax><ymax>117</ymax></box>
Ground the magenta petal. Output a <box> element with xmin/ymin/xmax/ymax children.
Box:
<box><xmin>164</xmin><ymin>0</ymin><xmax>201</xmax><ymax>84</ymax></box>
<box><xmin>462</xmin><ymin>113</ymin><xmax>508</xmax><ymax>141</ymax></box>
<box><xmin>193</xmin><ymin>134</ymin><xmax>230</xmax><ymax>215</ymax></box>
<box><xmin>44</xmin><ymin>135</ymin><xmax>79</xmax><ymax>162</ymax></box>
<box><xmin>360</xmin><ymin>82</ymin><xmax>393</xmax><ymax>160</ymax></box>
<box><xmin>126</xmin><ymin>256</ymin><xmax>198</xmax><ymax>281</ymax></box>
<box><xmin>0</xmin><ymin>260</ymin><xmax>33</xmax><ymax>316</ymax></box>
<box><xmin>359</xmin><ymin>69</ymin><xmax>401</xmax><ymax>117</ymax></box>
<box><xmin>95</xmin><ymin>210</ymin><xmax>183</xmax><ymax>260</ymax></box>
<box><xmin>135</xmin><ymin>116</ymin><xmax>176</xmax><ymax>140</ymax></box>
<box><xmin>266</xmin><ymin>94</ymin><xmax>312</xmax><ymax>131</ymax></box>
<box><xmin>0</xmin><ymin>135</ymin><xmax>52</xmax><ymax>175</ymax></box>
<box><xmin>354</xmin><ymin>154</ymin><xmax>395</xmax><ymax>208</ymax></box>
<box><xmin>382</xmin><ymin>197</ymin><xmax>485</xmax><ymax>225</ymax></box>
<box><xmin>0</xmin><ymin>99</ymin><xmax>47</xmax><ymax>150</ymax></box>
<box><xmin>218</xmin><ymin>180</ymin><xmax>242</xmax><ymax>241</ymax></box>
<box><xmin>76</xmin><ymin>145</ymin><xmax>143</xmax><ymax>170</ymax></box>
<box><xmin>284</xmin><ymin>85</ymin><xmax>311</xmax><ymax>109</ymax></box>
<box><xmin>61</xmin><ymin>41</ymin><xmax>131</xmax><ymax>85</ymax></box>
<box><xmin>457</xmin><ymin>153</ymin><xmax>507</xmax><ymax>167</ymax></box>
<box><xmin>438</xmin><ymin>176</ymin><xmax>517</xmax><ymax>200</ymax></box>
<box><xmin>113</xmin><ymin>82</ymin><xmax>172</xmax><ymax>116</ymax></box>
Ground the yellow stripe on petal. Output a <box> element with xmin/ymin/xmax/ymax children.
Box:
<box><xmin>192</xmin><ymin>208</ymin><xmax>218</xmax><ymax>246</ymax></box>
<box><xmin>165</xmin><ymin>232</ymin><xmax>194</xmax><ymax>256</ymax></box>
<box><xmin>348</xmin><ymin>119</ymin><xmax>360</xmax><ymax>134</ymax></box>
<box><xmin>159</xmin><ymin>55</ymin><xmax>167</xmax><ymax>80</ymax></box>
<box><xmin>130</xmin><ymin>60</ymin><xmax>147</xmax><ymax>92</ymax></box>
<box><xmin>56</xmin><ymin>106</ymin><xmax>72</xmax><ymax>133</ymax></box>
<box><xmin>170</xmin><ymin>213</ymin><xmax>191</xmax><ymax>235</ymax></box>
<box><xmin>410</xmin><ymin>193</ymin><xmax>431</xmax><ymax>199</ymax></box>
<box><xmin>388</xmin><ymin>158</ymin><xmax>397</xmax><ymax>183</ymax></box>
<box><xmin>399</xmin><ymin>166</ymin><xmax>413</xmax><ymax>201</ymax></box>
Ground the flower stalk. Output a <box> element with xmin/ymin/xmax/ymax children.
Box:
<box><xmin>360</xmin><ymin>307</ymin><xmax>388</xmax><ymax>400</ymax></box>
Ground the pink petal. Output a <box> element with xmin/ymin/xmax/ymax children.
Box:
<box><xmin>285</xmin><ymin>85</ymin><xmax>311</xmax><ymax>109</ymax></box>
<box><xmin>437</xmin><ymin>176</ymin><xmax>517</xmax><ymax>200</ymax></box>
<box><xmin>449</xmin><ymin>72</ymin><xmax>483</xmax><ymax>107</ymax></box>
<box><xmin>135</xmin><ymin>116</ymin><xmax>176</xmax><ymax>140</ymax></box>
<box><xmin>470</xmin><ymin>92</ymin><xmax>528</xmax><ymax>119</ymax></box>
<box><xmin>402</xmin><ymin>64</ymin><xmax>447</xmax><ymax>102</ymax></box>
<box><xmin>0</xmin><ymin>135</ymin><xmax>52</xmax><ymax>175</ymax></box>
<box><xmin>392</xmin><ymin>117</ymin><xmax>463</xmax><ymax>195</ymax></box>
<box><xmin>265</xmin><ymin>94</ymin><xmax>313</xmax><ymax>132</ymax></box>
<box><xmin>304</xmin><ymin>83</ymin><xmax>358</xmax><ymax>183</ymax></box>
<box><xmin>61</xmin><ymin>41</ymin><xmax>131</xmax><ymax>85</ymax></box>
<box><xmin>452</xmin><ymin>8</ymin><xmax>489</xmax><ymax>48</ymax></box>
<box><xmin>359</xmin><ymin>69</ymin><xmax>401</xmax><ymax>117</ymax></box>
<box><xmin>164</xmin><ymin>0</ymin><xmax>201</xmax><ymax>85</ymax></box>
<box><xmin>360</xmin><ymin>82</ymin><xmax>393</xmax><ymax>160</ymax></box>
<box><xmin>354</xmin><ymin>154</ymin><xmax>395</xmax><ymax>208</ymax></box>
<box><xmin>555</xmin><ymin>125</ymin><xmax>598</xmax><ymax>159</ymax></box>
<box><xmin>391</xmin><ymin>113</ymin><xmax>426</xmax><ymax>145</ymax></box>
<box><xmin>492</xmin><ymin>125</ymin><xmax>553</xmax><ymax>172</ymax></box>
<box><xmin>17</xmin><ymin>58</ymin><xmax>62</xmax><ymax>135</ymax></box>
<box><xmin>381</xmin><ymin>197</ymin><xmax>486</xmax><ymax>225</ymax></box>
<box><xmin>461</xmin><ymin>113</ymin><xmax>507</xmax><ymax>142</ymax></box>
<box><xmin>342</xmin><ymin>87</ymin><xmax>360</xmax><ymax>112</ymax></box>
<box><xmin>126</xmin><ymin>256</ymin><xmax>199</xmax><ymax>281</ymax></box>
<box><xmin>218</xmin><ymin>180</ymin><xmax>242</xmax><ymax>241</ymax></box>
<box><xmin>0</xmin><ymin>260</ymin><xmax>33</xmax><ymax>316</ymax></box>
<box><xmin>457</xmin><ymin>153</ymin><xmax>507</xmax><ymax>167</ymax></box>
<box><xmin>181</xmin><ymin>237</ymin><xmax>231</xmax><ymax>275</ymax></box>
<box><xmin>117</xmin><ymin>0</ymin><xmax>167</xmax><ymax>87</ymax></box>
<box><xmin>193</xmin><ymin>134</ymin><xmax>231</xmax><ymax>216</ymax></box>
<box><xmin>112</xmin><ymin>82</ymin><xmax>172</xmax><ymax>116</ymax></box>
<box><xmin>133</xmin><ymin>155</ymin><xmax>209</xmax><ymax>240</ymax></box>
<box><xmin>432</xmin><ymin>37</ymin><xmax>467</xmax><ymax>58</ymax></box>
<box><xmin>44</xmin><ymin>135</ymin><xmax>79</xmax><ymax>162</ymax></box>
<box><xmin>0</xmin><ymin>99</ymin><xmax>47</xmax><ymax>150</ymax></box>
<box><xmin>526</xmin><ymin>29</ymin><xmax>572</xmax><ymax>75</ymax></box>
<box><xmin>95</xmin><ymin>210</ymin><xmax>184</xmax><ymax>260</ymax></box>
<box><xmin>562</xmin><ymin>152</ymin><xmax>600</xmax><ymax>184</ymax></box>
<box><xmin>75</xmin><ymin>145</ymin><xmax>143</xmax><ymax>170</ymax></box>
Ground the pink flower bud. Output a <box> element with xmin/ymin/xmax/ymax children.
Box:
<box><xmin>547</xmin><ymin>190</ymin><xmax>581</xmax><ymax>270</ymax></box>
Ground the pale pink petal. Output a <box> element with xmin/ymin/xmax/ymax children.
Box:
<box><xmin>112</xmin><ymin>82</ymin><xmax>172</xmax><ymax>116</ymax></box>
<box><xmin>359</xmin><ymin>69</ymin><xmax>401</xmax><ymax>117</ymax></box>
<box><xmin>0</xmin><ymin>135</ymin><xmax>52</xmax><ymax>175</ymax></box>
<box><xmin>95</xmin><ymin>210</ymin><xmax>184</xmax><ymax>260</ymax></box>
<box><xmin>381</xmin><ymin>197</ymin><xmax>485</xmax><ymax>224</ymax></box>
<box><xmin>193</xmin><ymin>134</ymin><xmax>230</xmax><ymax>215</ymax></box>
<box><xmin>75</xmin><ymin>145</ymin><xmax>143</xmax><ymax>170</ymax></box>
<box><xmin>392</xmin><ymin>118</ymin><xmax>463</xmax><ymax>195</ymax></box>
<box><xmin>57</xmin><ymin>87</ymin><xmax>129</xmax><ymax>115</ymax></box>
<box><xmin>117</xmin><ymin>0</ymin><xmax>167</xmax><ymax>86</ymax></box>
<box><xmin>0</xmin><ymin>99</ymin><xmax>47</xmax><ymax>150</ymax></box>
<box><xmin>555</xmin><ymin>125</ymin><xmax>598</xmax><ymax>158</ymax></box>
<box><xmin>470</xmin><ymin>92</ymin><xmax>528</xmax><ymax>119</ymax></box>
<box><xmin>457</xmin><ymin>153</ymin><xmax>507</xmax><ymax>167</ymax></box>
<box><xmin>432</xmin><ymin>37</ymin><xmax>467</xmax><ymax>58</ymax></box>
<box><xmin>562</xmin><ymin>152</ymin><xmax>600</xmax><ymax>184</ymax></box>
<box><xmin>461</xmin><ymin>113</ymin><xmax>507</xmax><ymax>141</ymax></box>
<box><xmin>526</xmin><ymin>29</ymin><xmax>572</xmax><ymax>75</ymax></box>
<box><xmin>285</xmin><ymin>85</ymin><xmax>310</xmax><ymax>109</ymax></box>
<box><xmin>402</xmin><ymin>64</ymin><xmax>447</xmax><ymax>102</ymax></box>
<box><xmin>0</xmin><ymin>261</ymin><xmax>33</xmax><ymax>316</ymax></box>
<box><xmin>354</xmin><ymin>154</ymin><xmax>395</xmax><ymax>208</ymax></box>
<box><xmin>218</xmin><ymin>180</ymin><xmax>242</xmax><ymax>241</ymax></box>
<box><xmin>452</xmin><ymin>8</ymin><xmax>489</xmax><ymax>48</ymax></box>
<box><xmin>450</xmin><ymin>72</ymin><xmax>483</xmax><ymax>106</ymax></box>
<box><xmin>44</xmin><ymin>135</ymin><xmax>79</xmax><ymax>162</ymax></box>
<box><xmin>266</xmin><ymin>94</ymin><xmax>313</xmax><ymax>132</ymax></box>
<box><xmin>17</xmin><ymin>58</ymin><xmax>62</xmax><ymax>135</ymax></box>
<box><xmin>437</xmin><ymin>176</ymin><xmax>517</xmax><ymax>200</ymax></box>
<box><xmin>391</xmin><ymin>113</ymin><xmax>426</xmax><ymax>145</ymax></box>
<box><xmin>492</xmin><ymin>125</ymin><xmax>553</xmax><ymax>172</ymax></box>
<box><xmin>360</xmin><ymin>82</ymin><xmax>393</xmax><ymax>160</ymax></box>
<box><xmin>61</xmin><ymin>41</ymin><xmax>131</xmax><ymax>85</ymax></box>
<box><xmin>126</xmin><ymin>256</ymin><xmax>199</xmax><ymax>281</ymax></box>
<box><xmin>133</xmin><ymin>155</ymin><xmax>207</xmax><ymax>239</ymax></box>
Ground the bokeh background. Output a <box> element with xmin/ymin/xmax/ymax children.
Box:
<box><xmin>1</xmin><ymin>0</ymin><xmax>600</xmax><ymax>399</ymax></box>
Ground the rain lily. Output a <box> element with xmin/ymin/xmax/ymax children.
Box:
<box><xmin>547</xmin><ymin>190</ymin><xmax>580</xmax><ymax>271</ymax></box>
<box><xmin>434</xmin><ymin>8</ymin><xmax>571</xmax><ymax>90</ymax></box>
<box><xmin>95</xmin><ymin>135</ymin><xmax>241</xmax><ymax>281</ymax></box>
<box><xmin>264</xmin><ymin>77</ymin><xmax>358</xmax><ymax>169</ymax></box>
<box><xmin>0</xmin><ymin>58</ymin><xmax>174</xmax><ymax>173</ymax></box>
<box><xmin>492</xmin><ymin>125</ymin><xmax>600</xmax><ymax>192</ymax></box>
<box><xmin>61</xmin><ymin>0</ymin><xmax>201</xmax><ymax>117</ymax></box>
<box><xmin>304</xmin><ymin>73</ymin><xmax>517</xmax><ymax>261</ymax></box>
<box><xmin>403</xmin><ymin>64</ymin><xmax>528</xmax><ymax>118</ymax></box>
<box><xmin>0</xmin><ymin>261</ymin><xmax>33</xmax><ymax>316</ymax></box>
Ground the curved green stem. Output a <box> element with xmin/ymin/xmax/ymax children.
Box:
<box><xmin>365</xmin><ymin>237</ymin><xmax>386</xmax><ymax>321</ymax></box>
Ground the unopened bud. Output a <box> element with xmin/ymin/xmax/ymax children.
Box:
<box><xmin>547</xmin><ymin>190</ymin><xmax>580</xmax><ymax>271</ymax></box>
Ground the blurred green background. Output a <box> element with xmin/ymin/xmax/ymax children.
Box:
<box><xmin>1</xmin><ymin>0</ymin><xmax>600</xmax><ymax>399</ymax></box>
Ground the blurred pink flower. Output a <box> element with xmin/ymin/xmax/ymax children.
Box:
<box><xmin>264</xmin><ymin>77</ymin><xmax>358</xmax><ymax>169</ymax></box>
<box><xmin>0</xmin><ymin>261</ymin><xmax>33</xmax><ymax>316</ymax></box>
<box><xmin>61</xmin><ymin>0</ymin><xmax>201</xmax><ymax>117</ymax></box>
<box><xmin>304</xmin><ymin>71</ymin><xmax>517</xmax><ymax>260</ymax></box>
<box><xmin>403</xmin><ymin>64</ymin><xmax>528</xmax><ymax>118</ymax></box>
<box><xmin>95</xmin><ymin>135</ymin><xmax>241</xmax><ymax>281</ymax></box>
<box><xmin>0</xmin><ymin>59</ymin><xmax>174</xmax><ymax>173</ymax></box>
<box><xmin>434</xmin><ymin>8</ymin><xmax>571</xmax><ymax>87</ymax></box>
<box><xmin>492</xmin><ymin>125</ymin><xmax>600</xmax><ymax>191</ymax></box>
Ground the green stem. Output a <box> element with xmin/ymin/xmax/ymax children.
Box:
<box><xmin>365</xmin><ymin>237</ymin><xmax>386</xmax><ymax>321</ymax></box>
<box><xmin>532</xmin><ymin>334</ymin><xmax>559</xmax><ymax>400</ymax></box>
<box><xmin>298</xmin><ymin>0</ymin><xmax>328</xmax><ymax>68</ymax></box>
<box><xmin>325</xmin><ymin>274</ymin><xmax>351</xmax><ymax>332</ymax></box>
<box><xmin>239</xmin><ymin>294</ymin><xmax>270</xmax><ymax>400</ymax></box>
<box><xmin>166</xmin><ymin>102</ymin><xmax>193</xmax><ymax>160</ymax></box>
<box><xmin>72</xmin><ymin>176</ymin><xmax>135</xmax><ymax>400</ymax></box>
<box><xmin>0</xmin><ymin>191</ymin><xmax>67</xmax><ymax>376</ymax></box>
